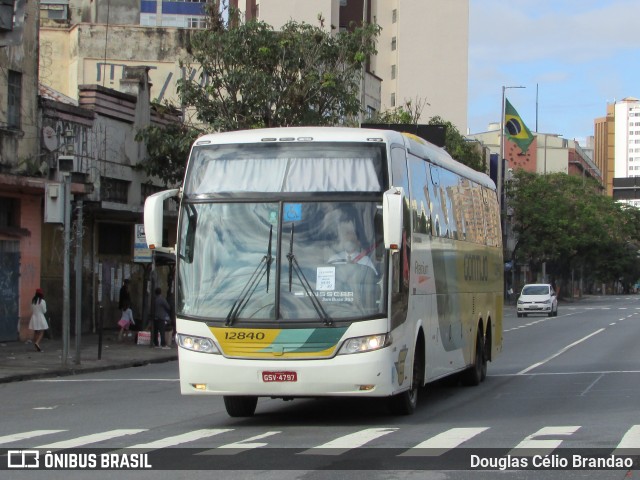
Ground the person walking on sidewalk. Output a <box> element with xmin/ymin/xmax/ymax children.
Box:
<box><xmin>153</xmin><ymin>287</ymin><xmax>171</xmax><ymax>349</ymax></box>
<box><xmin>29</xmin><ymin>288</ymin><xmax>48</xmax><ymax>352</ymax></box>
<box><xmin>117</xmin><ymin>302</ymin><xmax>135</xmax><ymax>341</ymax></box>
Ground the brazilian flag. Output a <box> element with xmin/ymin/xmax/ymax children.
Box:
<box><xmin>505</xmin><ymin>98</ymin><xmax>535</xmax><ymax>154</ymax></box>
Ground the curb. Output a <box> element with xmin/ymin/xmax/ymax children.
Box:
<box><xmin>0</xmin><ymin>355</ymin><xmax>177</xmax><ymax>385</ymax></box>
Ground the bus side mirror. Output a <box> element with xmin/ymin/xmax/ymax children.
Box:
<box><xmin>144</xmin><ymin>189</ymin><xmax>179</xmax><ymax>252</ymax></box>
<box><xmin>383</xmin><ymin>187</ymin><xmax>404</xmax><ymax>250</ymax></box>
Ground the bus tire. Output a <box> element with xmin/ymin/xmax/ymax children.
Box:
<box><xmin>223</xmin><ymin>395</ymin><xmax>258</xmax><ymax>417</ymax></box>
<box><xmin>462</xmin><ymin>329</ymin><xmax>486</xmax><ymax>387</ymax></box>
<box><xmin>388</xmin><ymin>343</ymin><xmax>423</xmax><ymax>415</ymax></box>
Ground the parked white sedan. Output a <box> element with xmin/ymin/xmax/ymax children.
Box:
<box><xmin>517</xmin><ymin>284</ymin><xmax>558</xmax><ymax>317</ymax></box>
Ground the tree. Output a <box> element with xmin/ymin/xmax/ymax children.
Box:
<box><xmin>427</xmin><ymin>116</ymin><xmax>485</xmax><ymax>172</ymax></box>
<box><xmin>507</xmin><ymin>170</ymin><xmax>640</xmax><ymax>294</ymax></box>
<box><xmin>365</xmin><ymin>97</ymin><xmax>426</xmax><ymax>125</ymax></box>
<box><xmin>136</xmin><ymin>9</ymin><xmax>380</xmax><ymax>184</ymax></box>
<box><xmin>366</xmin><ymin>99</ymin><xmax>486</xmax><ymax>173</ymax></box>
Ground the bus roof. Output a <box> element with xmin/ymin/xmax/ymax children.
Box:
<box><xmin>192</xmin><ymin>127</ymin><xmax>496</xmax><ymax>190</ymax></box>
<box><xmin>401</xmin><ymin>134</ymin><xmax>496</xmax><ymax>190</ymax></box>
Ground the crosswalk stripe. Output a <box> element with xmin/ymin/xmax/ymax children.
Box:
<box><xmin>7</xmin><ymin>424</ymin><xmax>639</xmax><ymax>454</ymax></box>
<box><xmin>127</xmin><ymin>429</ymin><xmax>232</xmax><ymax>449</ymax></box>
<box><xmin>614</xmin><ymin>425</ymin><xmax>640</xmax><ymax>453</ymax></box>
<box><xmin>218</xmin><ymin>431</ymin><xmax>282</xmax><ymax>450</ymax></box>
<box><xmin>0</xmin><ymin>430</ymin><xmax>66</xmax><ymax>445</ymax></box>
<box><xmin>401</xmin><ymin>427</ymin><xmax>489</xmax><ymax>456</ymax></box>
<box><xmin>300</xmin><ymin>427</ymin><xmax>398</xmax><ymax>455</ymax></box>
<box><xmin>35</xmin><ymin>429</ymin><xmax>146</xmax><ymax>449</ymax></box>
<box><xmin>511</xmin><ymin>426</ymin><xmax>580</xmax><ymax>456</ymax></box>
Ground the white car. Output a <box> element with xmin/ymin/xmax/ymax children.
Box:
<box><xmin>517</xmin><ymin>283</ymin><xmax>558</xmax><ymax>317</ymax></box>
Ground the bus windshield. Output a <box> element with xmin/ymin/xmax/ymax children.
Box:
<box><xmin>177</xmin><ymin>201</ymin><xmax>385</xmax><ymax>323</ymax></box>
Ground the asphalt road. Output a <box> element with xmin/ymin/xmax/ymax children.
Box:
<box><xmin>1</xmin><ymin>295</ymin><xmax>638</xmax><ymax>480</ymax></box>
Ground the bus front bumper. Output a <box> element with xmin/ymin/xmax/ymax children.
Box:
<box><xmin>177</xmin><ymin>346</ymin><xmax>400</xmax><ymax>398</ymax></box>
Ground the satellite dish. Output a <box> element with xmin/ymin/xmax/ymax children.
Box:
<box><xmin>42</xmin><ymin>126</ymin><xmax>57</xmax><ymax>152</ymax></box>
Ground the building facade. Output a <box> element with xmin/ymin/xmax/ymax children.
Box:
<box><xmin>40</xmin><ymin>0</ymin><xmax>467</xmax><ymax>131</ymax></box>
<box><xmin>0</xmin><ymin>0</ymin><xmax>44</xmax><ymax>341</ymax></box>
<box><xmin>594</xmin><ymin>97</ymin><xmax>640</xmax><ymax>206</ymax></box>
<box><xmin>34</xmin><ymin>69</ymin><xmax>180</xmax><ymax>341</ymax></box>
<box><xmin>468</xmin><ymin>127</ymin><xmax>602</xmax><ymax>183</ymax></box>
<box><xmin>230</xmin><ymin>0</ymin><xmax>469</xmax><ymax>132</ymax></box>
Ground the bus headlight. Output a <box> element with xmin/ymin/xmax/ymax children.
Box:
<box><xmin>338</xmin><ymin>334</ymin><xmax>390</xmax><ymax>355</ymax></box>
<box><xmin>176</xmin><ymin>334</ymin><xmax>220</xmax><ymax>354</ymax></box>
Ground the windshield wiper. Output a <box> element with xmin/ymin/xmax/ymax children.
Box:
<box><xmin>286</xmin><ymin>224</ymin><xmax>332</xmax><ymax>326</ymax></box>
<box><xmin>225</xmin><ymin>225</ymin><xmax>273</xmax><ymax>326</ymax></box>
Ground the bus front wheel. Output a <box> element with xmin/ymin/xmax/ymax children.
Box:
<box><xmin>388</xmin><ymin>344</ymin><xmax>424</xmax><ymax>415</ymax></box>
<box><xmin>223</xmin><ymin>395</ymin><xmax>258</xmax><ymax>417</ymax></box>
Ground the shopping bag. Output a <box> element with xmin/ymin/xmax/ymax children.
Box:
<box><xmin>137</xmin><ymin>331</ymin><xmax>151</xmax><ymax>346</ymax></box>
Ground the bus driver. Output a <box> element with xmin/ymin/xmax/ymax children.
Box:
<box><xmin>328</xmin><ymin>216</ymin><xmax>377</xmax><ymax>274</ymax></box>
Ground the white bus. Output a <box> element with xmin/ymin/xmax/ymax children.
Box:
<box><xmin>144</xmin><ymin>127</ymin><xmax>503</xmax><ymax>417</ymax></box>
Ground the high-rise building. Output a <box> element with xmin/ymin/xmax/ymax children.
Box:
<box><xmin>594</xmin><ymin>97</ymin><xmax>640</xmax><ymax>204</ymax></box>
<box><xmin>231</xmin><ymin>0</ymin><xmax>469</xmax><ymax>133</ymax></box>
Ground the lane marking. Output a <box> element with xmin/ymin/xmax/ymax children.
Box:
<box><xmin>127</xmin><ymin>429</ymin><xmax>232</xmax><ymax>449</ymax></box>
<box><xmin>517</xmin><ymin>329</ymin><xmax>605</xmax><ymax>375</ymax></box>
<box><xmin>580</xmin><ymin>373</ymin><xmax>604</xmax><ymax>396</ymax></box>
<box><xmin>35</xmin><ymin>429</ymin><xmax>145</xmax><ymax>449</ymax></box>
<box><xmin>299</xmin><ymin>428</ymin><xmax>398</xmax><ymax>455</ymax></box>
<box><xmin>218</xmin><ymin>431</ymin><xmax>282</xmax><ymax>450</ymax></box>
<box><xmin>35</xmin><ymin>378</ymin><xmax>178</xmax><ymax>382</ymax></box>
<box><xmin>511</xmin><ymin>426</ymin><xmax>580</xmax><ymax>456</ymax></box>
<box><xmin>493</xmin><ymin>370</ymin><xmax>640</xmax><ymax>376</ymax></box>
<box><xmin>401</xmin><ymin>427</ymin><xmax>488</xmax><ymax>456</ymax></box>
<box><xmin>614</xmin><ymin>425</ymin><xmax>640</xmax><ymax>453</ymax></box>
<box><xmin>0</xmin><ymin>430</ymin><xmax>65</xmax><ymax>445</ymax></box>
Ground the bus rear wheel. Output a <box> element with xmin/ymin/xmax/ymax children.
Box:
<box><xmin>223</xmin><ymin>395</ymin><xmax>258</xmax><ymax>417</ymax></box>
<box><xmin>462</xmin><ymin>329</ymin><xmax>486</xmax><ymax>387</ymax></box>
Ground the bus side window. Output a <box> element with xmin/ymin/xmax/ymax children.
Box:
<box><xmin>428</xmin><ymin>164</ymin><xmax>447</xmax><ymax>237</ymax></box>
<box><xmin>439</xmin><ymin>168</ymin><xmax>459</xmax><ymax>240</ymax></box>
<box><xmin>408</xmin><ymin>155</ymin><xmax>430</xmax><ymax>234</ymax></box>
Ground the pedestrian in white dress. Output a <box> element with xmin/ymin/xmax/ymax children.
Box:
<box><xmin>28</xmin><ymin>288</ymin><xmax>48</xmax><ymax>352</ymax></box>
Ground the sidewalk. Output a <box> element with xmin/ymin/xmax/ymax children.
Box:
<box><xmin>0</xmin><ymin>330</ymin><xmax>177</xmax><ymax>384</ymax></box>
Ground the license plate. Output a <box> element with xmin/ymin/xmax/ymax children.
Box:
<box><xmin>262</xmin><ymin>371</ymin><xmax>297</xmax><ymax>382</ymax></box>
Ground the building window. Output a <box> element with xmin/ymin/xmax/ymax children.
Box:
<box><xmin>187</xmin><ymin>16</ymin><xmax>206</xmax><ymax>28</ymax></box>
<box><xmin>0</xmin><ymin>197</ymin><xmax>18</xmax><ymax>228</ymax></box>
<box><xmin>98</xmin><ymin>223</ymin><xmax>132</xmax><ymax>255</ymax></box>
<box><xmin>101</xmin><ymin>177</ymin><xmax>130</xmax><ymax>204</ymax></box>
<box><xmin>391</xmin><ymin>65</ymin><xmax>396</xmax><ymax>80</ymax></box>
<box><xmin>391</xmin><ymin>93</ymin><xmax>396</xmax><ymax>107</ymax></box>
<box><xmin>7</xmin><ymin>70</ymin><xmax>22</xmax><ymax>129</ymax></box>
<box><xmin>391</xmin><ymin>36</ymin><xmax>397</xmax><ymax>51</ymax></box>
<box><xmin>392</xmin><ymin>9</ymin><xmax>397</xmax><ymax>23</ymax></box>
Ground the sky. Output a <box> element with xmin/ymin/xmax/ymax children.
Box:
<box><xmin>468</xmin><ymin>0</ymin><xmax>640</xmax><ymax>145</ymax></box>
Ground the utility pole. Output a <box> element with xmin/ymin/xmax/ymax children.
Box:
<box><xmin>62</xmin><ymin>173</ymin><xmax>71</xmax><ymax>366</ymax></box>
<box><xmin>74</xmin><ymin>199</ymin><xmax>83</xmax><ymax>364</ymax></box>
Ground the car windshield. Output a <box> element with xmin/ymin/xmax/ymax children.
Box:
<box><xmin>522</xmin><ymin>285</ymin><xmax>550</xmax><ymax>296</ymax></box>
<box><xmin>176</xmin><ymin>201</ymin><xmax>386</xmax><ymax>323</ymax></box>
